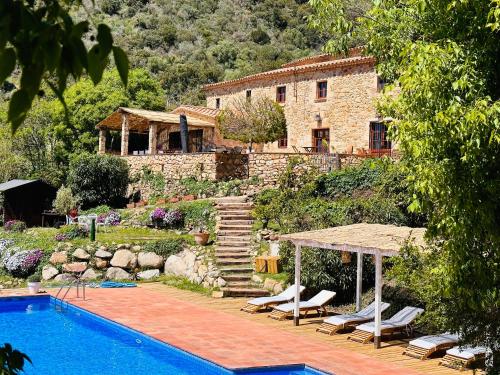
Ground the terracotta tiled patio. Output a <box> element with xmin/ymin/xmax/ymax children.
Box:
<box><xmin>1</xmin><ymin>284</ymin><xmax>469</xmax><ymax>375</ymax></box>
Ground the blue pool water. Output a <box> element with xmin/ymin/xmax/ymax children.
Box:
<box><xmin>0</xmin><ymin>296</ymin><xmax>327</xmax><ymax>375</ymax></box>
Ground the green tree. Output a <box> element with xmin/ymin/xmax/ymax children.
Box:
<box><xmin>309</xmin><ymin>0</ymin><xmax>500</xmax><ymax>371</ymax></box>
<box><xmin>0</xmin><ymin>0</ymin><xmax>129</xmax><ymax>132</ymax></box>
<box><xmin>67</xmin><ymin>153</ymin><xmax>129</xmax><ymax>209</ymax></box>
<box><xmin>216</xmin><ymin>96</ymin><xmax>287</xmax><ymax>149</ymax></box>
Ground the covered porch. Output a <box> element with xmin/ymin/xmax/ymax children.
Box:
<box><xmin>279</xmin><ymin>223</ymin><xmax>427</xmax><ymax>349</ymax></box>
<box><xmin>96</xmin><ymin>107</ymin><xmax>216</xmax><ymax>156</ymax></box>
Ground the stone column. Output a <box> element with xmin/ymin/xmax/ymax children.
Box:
<box><xmin>148</xmin><ymin>122</ymin><xmax>157</xmax><ymax>155</ymax></box>
<box><xmin>120</xmin><ymin>114</ymin><xmax>129</xmax><ymax>156</ymax></box>
<box><xmin>98</xmin><ymin>128</ymin><xmax>106</xmax><ymax>154</ymax></box>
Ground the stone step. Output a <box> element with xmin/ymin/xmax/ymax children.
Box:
<box><xmin>216</xmin><ymin>252</ymin><xmax>251</xmax><ymax>259</ymax></box>
<box><xmin>216</xmin><ymin>239</ymin><xmax>251</xmax><ymax>245</ymax></box>
<box><xmin>216</xmin><ymin>203</ymin><xmax>253</xmax><ymax>210</ymax></box>
<box><xmin>222</xmin><ymin>274</ymin><xmax>252</xmax><ymax>282</ymax></box>
<box><xmin>217</xmin><ymin>258</ymin><xmax>252</xmax><ymax>266</ymax></box>
<box><xmin>220</xmin><ymin>266</ymin><xmax>253</xmax><ymax>274</ymax></box>
<box><xmin>218</xmin><ymin>224</ymin><xmax>253</xmax><ymax>231</ymax></box>
<box><xmin>218</xmin><ymin>230</ymin><xmax>252</xmax><ymax>237</ymax></box>
<box><xmin>221</xmin><ymin>287</ymin><xmax>270</xmax><ymax>298</ymax></box>
<box><xmin>215</xmin><ymin>196</ymin><xmax>248</xmax><ymax>204</ymax></box>
<box><xmin>225</xmin><ymin>280</ymin><xmax>257</xmax><ymax>288</ymax></box>
<box><xmin>219</xmin><ymin>211</ymin><xmax>253</xmax><ymax>217</ymax></box>
<box><xmin>217</xmin><ymin>234</ymin><xmax>252</xmax><ymax>240</ymax></box>
<box><xmin>215</xmin><ymin>247</ymin><xmax>252</xmax><ymax>254</ymax></box>
<box><xmin>218</xmin><ymin>219</ymin><xmax>254</xmax><ymax>226</ymax></box>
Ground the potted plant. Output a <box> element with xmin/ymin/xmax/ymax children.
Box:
<box><xmin>27</xmin><ymin>274</ymin><xmax>41</xmax><ymax>294</ymax></box>
<box><xmin>192</xmin><ymin>209</ymin><xmax>211</xmax><ymax>246</ymax></box>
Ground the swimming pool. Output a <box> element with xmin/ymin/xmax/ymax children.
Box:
<box><xmin>0</xmin><ymin>296</ymin><xmax>327</xmax><ymax>375</ymax></box>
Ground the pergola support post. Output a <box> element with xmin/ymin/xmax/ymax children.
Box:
<box><xmin>293</xmin><ymin>244</ymin><xmax>301</xmax><ymax>326</ymax></box>
<box><xmin>374</xmin><ymin>251</ymin><xmax>383</xmax><ymax>349</ymax></box>
<box><xmin>356</xmin><ymin>252</ymin><xmax>363</xmax><ymax>312</ymax></box>
<box><xmin>148</xmin><ymin>122</ymin><xmax>158</xmax><ymax>155</ymax></box>
<box><xmin>98</xmin><ymin>128</ymin><xmax>107</xmax><ymax>154</ymax></box>
<box><xmin>120</xmin><ymin>114</ymin><xmax>129</xmax><ymax>156</ymax></box>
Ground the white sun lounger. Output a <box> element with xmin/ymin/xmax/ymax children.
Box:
<box><xmin>316</xmin><ymin>301</ymin><xmax>391</xmax><ymax>335</ymax></box>
<box><xmin>348</xmin><ymin>306</ymin><xmax>424</xmax><ymax>344</ymax></box>
<box><xmin>240</xmin><ymin>284</ymin><xmax>306</xmax><ymax>313</ymax></box>
<box><xmin>268</xmin><ymin>290</ymin><xmax>336</xmax><ymax>321</ymax></box>
<box><xmin>403</xmin><ymin>333</ymin><xmax>459</xmax><ymax>360</ymax></box>
<box><xmin>439</xmin><ymin>345</ymin><xmax>487</xmax><ymax>370</ymax></box>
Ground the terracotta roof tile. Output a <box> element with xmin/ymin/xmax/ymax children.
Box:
<box><xmin>203</xmin><ymin>54</ymin><xmax>375</xmax><ymax>91</ymax></box>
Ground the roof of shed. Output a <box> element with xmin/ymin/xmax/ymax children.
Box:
<box><xmin>0</xmin><ymin>179</ymin><xmax>38</xmax><ymax>192</ymax></box>
<box><xmin>97</xmin><ymin>107</ymin><xmax>215</xmax><ymax>130</ymax></box>
<box><xmin>279</xmin><ymin>223</ymin><xmax>427</xmax><ymax>256</ymax></box>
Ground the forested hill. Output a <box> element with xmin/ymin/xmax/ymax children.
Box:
<box><xmin>87</xmin><ymin>0</ymin><xmax>324</xmax><ymax>108</ymax></box>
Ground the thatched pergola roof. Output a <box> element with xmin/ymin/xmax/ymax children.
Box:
<box><xmin>96</xmin><ymin>107</ymin><xmax>215</xmax><ymax>131</ymax></box>
<box><xmin>279</xmin><ymin>223</ymin><xmax>427</xmax><ymax>256</ymax></box>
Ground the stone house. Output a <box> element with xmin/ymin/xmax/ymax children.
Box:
<box><xmin>203</xmin><ymin>48</ymin><xmax>391</xmax><ymax>155</ymax></box>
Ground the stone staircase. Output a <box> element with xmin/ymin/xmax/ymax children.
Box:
<box><xmin>215</xmin><ymin>196</ymin><xmax>269</xmax><ymax>298</ymax></box>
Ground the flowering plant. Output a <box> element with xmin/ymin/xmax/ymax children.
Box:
<box><xmin>55</xmin><ymin>233</ymin><xmax>69</xmax><ymax>242</ymax></box>
<box><xmin>104</xmin><ymin>211</ymin><xmax>121</xmax><ymax>226</ymax></box>
<box><xmin>55</xmin><ymin>225</ymin><xmax>89</xmax><ymax>241</ymax></box>
<box><xmin>150</xmin><ymin>208</ymin><xmax>166</xmax><ymax>221</ymax></box>
<box><xmin>0</xmin><ymin>239</ymin><xmax>13</xmax><ymax>255</ymax></box>
<box><xmin>164</xmin><ymin>209</ymin><xmax>183</xmax><ymax>227</ymax></box>
<box><xmin>2</xmin><ymin>249</ymin><xmax>43</xmax><ymax>277</ymax></box>
<box><xmin>4</xmin><ymin>220</ymin><xmax>26</xmax><ymax>232</ymax></box>
<box><xmin>96</xmin><ymin>213</ymin><xmax>107</xmax><ymax>224</ymax></box>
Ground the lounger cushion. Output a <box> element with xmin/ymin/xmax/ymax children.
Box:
<box><xmin>247</xmin><ymin>285</ymin><xmax>305</xmax><ymax>306</ymax></box>
<box><xmin>356</xmin><ymin>306</ymin><xmax>424</xmax><ymax>333</ymax></box>
<box><xmin>446</xmin><ymin>346</ymin><xmax>486</xmax><ymax>360</ymax></box>
<box><xmin>324</xmin><ymin>301</ymin><xmax>390</xmax><ymax>326</ymax></box>
<box><xmin>409</xmin><ymin>333</ymin><xmax>459</xmax><ymax>350</ymax></box>
<box><xmin>274</xmin><ymin>290</ymin><xmax>336</xmax><ymax>312</ymax></box>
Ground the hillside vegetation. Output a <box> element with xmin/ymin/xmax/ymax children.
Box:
<box><xmin>84</xmin><ymin>0</ymin><xmax>324</xmax><ymax>107</ymax></box>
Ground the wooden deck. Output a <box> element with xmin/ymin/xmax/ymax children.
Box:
<box><xmin>143</xmin><ymin>283</ymin><xmax>474</xmax><ymax>375</ymax></box>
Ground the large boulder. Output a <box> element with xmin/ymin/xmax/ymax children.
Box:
<box><xmin>49</xmin><ymin>251</ymin><xmax>67</xmax><ymax>265</ymax></box>
<box><xmin>138</xmin><ymin>252</ymin><xmax>163</xmax><ymax>269</ymax></box>
<box><xmin>164</xmin><ymin>249</ymin><xmax>196</xmax><ymax>278</ymax></box>
<box><xmin>137</xmin><ymin>269</ymin><xmax>160</xmax><ymax>280</ymax></box>
<box><xmin>110</xmin><ymin>250</ymin><xmax>137</xmax><ymax>269</ymax></box>
<box><xmin>263</xmin><ymin>278</ymin><xmax>278</xmax><ymax>291</ymax></box>
<box><xmin>54</xmin><ymin>273</ymin><xmax>75</xmax><ymax>282</ymax></box>
<box><xmin>105</xmin><ymin>267</ymin><xmax>131</xmax><ymax>280</ymax></box>
<box><xmin>131</xmin><ymin>245</ymin><xmax>142</xmax><ymax>252</ymax></box>
<box><xmin>72</xmin><ymin>248</ymin><xmax>90</xmax><ymax>260</ymax></box>
<box><xmin>94</xmin><ymin>258</ymin><xmax>108</xmax><ymax>269</ymax></box>
<box><xmin>95</xmin><ymin>249</ymin><xmax>113</xmax><ymax>259</ymax></box>
<box><xmin>62</xmin><ymin>262</ymin><xmax>87</xmax><ymax>273</ymax></box>
<box><xmin>42</xmin><ymin>265</ymin><xmax>59</xmax><ymax>280</ymax></box>
<box><xmin>81</xmin><ymin>268</ymin><xmax>101</xmax><ymax>280</ymax></box>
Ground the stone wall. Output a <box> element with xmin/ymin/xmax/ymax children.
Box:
<box><xmin>205</xmin><ymin>61</ymin><xmax>380</xmax><ymax>154</ymax></box>
<box><xmin>124</xmin><ymin>153</ymin><xmax>218</xmax><ymax>181</ymax></box>
<box><xmin>122</xmin><ymin>152</ymin><xmax>374</xmax><ymax>199</ymax></box>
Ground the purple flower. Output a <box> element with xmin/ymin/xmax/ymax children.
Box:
<box><xmin>164</xmin><ymin>210</ymin><xmax>183</xmax><ymax>226</ymax></box>
<box><xmin>3</xmin><ymin>249</ymin><xmax>43</xmax><ymax>277</ymax></box>
<box><xmin>97</xmin><ymin>213</ymin><xmax>107</xmax><ymax>224</ymax></box>
<box><xmin>4</xmin><ymin>220</ymin><xmax>26</xmax><ymax>232</ymax></box>
<box><xmin>104</xmin><ymin>211</ymin><xmax>121</xmax><ymax>226</ymax></box>
<box><xmin>55</xmin><ymin>233</ymin><xmax>69</xmax><ymax>242</ymax></box>
<box><xmin>150</xmin><ymin>208</ymin><xmax>166</xmax><ymax>221</ymax></box>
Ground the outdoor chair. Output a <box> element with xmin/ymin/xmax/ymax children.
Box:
<box><xmin>316</xmin><ymin>301</ymin><xmax>390</xmax><ymax>335</ymax></box>
<box><xmin>268</xmin><ymin>290</ymin><xmax>336</xmax><ymax>321</ymax></box>
<box><xmin>241</xmin><ymin>284</ymin><xmax>306</xmax><ymax>313</ymax></box>
<box><xmin>403</xmin><ymin>333</ymin><xmax>459</xmax><ymax>360</ymax></box>
<box><xmin>439</xmin><ymin>345</ymin><xmax>486</xmax><ymax>370</ymax></box>
<box><xmin>347</xmin><ymin>306</ymin><xmax>424</xmax><ymax>344</ymax></box>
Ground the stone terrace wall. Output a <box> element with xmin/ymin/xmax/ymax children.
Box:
<box><xmin>124</xmin><ymin>154</ymin><xmax>218</xmax><ymax>181</ymax></box>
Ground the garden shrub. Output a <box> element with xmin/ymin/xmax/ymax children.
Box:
<box><xmin>279</xmin><ymin>242</ymin><xmax>375</xmax><ymax>304</ymax></box>
<box><xmin>315</xmin><ymin>159</ymin><xmax>384</xmax><ymax>199</ymax></box>
<box><xmin>142</xmin><ymin>239</ymin><xmax>184</xmax><ymax>259</ymax></box>
<box><xmin>97</xmin><ymin>211</ymin><xmax>121</xmax><ymax>226</ymax></box>
<box><xmin>2</xmin><ymin>249</ymin><xmax>43</xmax><ymax>277</ymax></box>
<box><xmin>3</xmin><ymin>221</ymin><xmax>26</xmax><ymax>233</ymax></box>
<box><xmin>68</xmin><ymin>153</ymin><xmax>129</xmax><ymax>209</ymax></box>
<box><xmin>81</xmin><ymin>205</ymin><xmax>112</xmax><ymax>215</ymax></box>
<box><xmin>149</xmin><ymin>208</ymin><xmax>183</xmax><ymax>228</ymax></box>
<box><xmin>177</xmin><ymin>200</ymin><xmax>216</xmax><ymax>232</ymax></box>
<box><xmin>139</xmin><ymin>166</ymin><xmax>166</xmax><ymax>198</ymax></box>
<box><xmin>55</xmin><ymin>225</ymin><xmax>89</xmax><ymax>241</ymax></box>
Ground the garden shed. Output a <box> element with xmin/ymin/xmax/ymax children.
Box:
<box><xmin>279</xmin><ymin>223</ymin><xmax>427</xmax><ymax>348</ymax></box>
<box><xmin>0</xmin><ymin>179</ymin><xmax>57</xmax><ymax>227</ymax></box>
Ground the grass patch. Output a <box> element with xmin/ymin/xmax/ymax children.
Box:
<box><xmin>159</xmin><ymin>275</ymin><xmax>214</xmax><ymax>295</ymax></box>
<box><xmin>256</xmin><ymin>272</ymin><xmax>289</xmax><ymax>283</ymax></box>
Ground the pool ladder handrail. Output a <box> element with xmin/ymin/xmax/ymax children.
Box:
<box><xmin>54</xmin><ymin>272</ymin><xmax>85</xmax><ymax>311</ymax></box>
